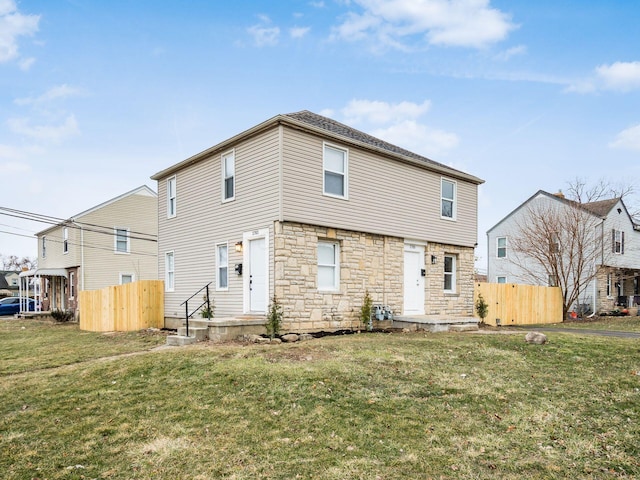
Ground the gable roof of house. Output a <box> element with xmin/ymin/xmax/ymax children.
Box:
<box><xmin>487</xmin><ymin>189</ymin><xmax>637</xmax><ymax>235</ymax></box>
<box><xmin>35</xmin><ymin>185</ymin><xmax>157</xmax><ymax>237</ymax></box>
<box><xmin>151</xmin><ymin>110</ymin><xmax>484</xmax><ymax>185</ymax></box>
<box><xmin>0</xmin><ymin>275</ymin><xmax>9</xmax><ymax>290</ymax></box>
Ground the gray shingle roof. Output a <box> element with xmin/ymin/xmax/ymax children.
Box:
<box><xmin>581</xmin><ymin>198</ymin><xmax>620</xmax><ymax>217</ymax></box>
<box><xmin>284</xmin><ymin>110</ymin><xmax>465</xmax><ymax>176</ymax></box>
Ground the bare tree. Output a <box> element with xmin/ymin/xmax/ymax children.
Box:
<box><xmin>508</xmin><ymin>195</ymin><xmax>605</xmax><ymax>320</ymax></box>
<box><xmin>566</xmin><ymin>176</ymin><xmax>638</xmax><ymax>219</ymax></box>
<box><xmin>0</xmin><ymin>254</ymin><xmax>37</xmax><ymax>271</ymax></box>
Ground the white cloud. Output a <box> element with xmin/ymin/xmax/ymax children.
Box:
<box><xmin>0</xmin><ymin>160</ymin><xmax>32</xmax><ymax>173</ymax></box>
<box><xmin>290</xmin><ymin>26</ymin><xmax>311</xmax><ymax>39</ymax></box>
<box><xmin>493</xmin><ymin>44</ymin><xmax>526</xmax><ymax>61</ymax></box>
<box><xmin>372</xmin><ymin>120</ymin><xmax>459</xmax><ymax>156</ymax></box>
<box><xmin>18</xmin><ymin>56</ymin><xmax>35</xmax><ymax>70</ymax></box>
<box><xmin>328</xmin><ymin>98</ymin><xmax>458</xmax><ymax>157</ymax></box>
<box><xmin>610</xmin><ymin>124</ymin><xmax>640</xmax><ymax>152</ymax></box>
<box><xmin>7</xmin><ymin>115</ymin><xmax>80</xmax><ymax>143</ymax></box>
<box><xmin>341</xmin><ymin>99</ymin><xmax>431</xmax><ymax>124</ymax></box>
<box><xmin>332</xmin><ymin>0</ymin><xmax>516</xmax><ymax>50</ymax></box>
<box><xmin>0</xmin><ymin>143</ymin><xmax>44</xmax><ymax>159</ymax></box>
<box><xmin>247</xmin><ymin>22</ymin><xmax>280</xmax><ymax>46</ymax></box>
<box><xmin>0</xmin><ymin>0</ymin><xmax>40</xmax><ymax>63</ymax></box>
<box><xmin>14</xmin><ymin>84</ymin><xmax>84</xmax><ymax>106</ymax></box>
<box><xmin>310</xmin><ymin>1</ymin><xmax>325</xmax><ymax>7</ymax></box>
<box><xmin>596</xmin><ymin>61</ymin><xmax>640</xmax><ymax>92</ymax></box>
<box><xmin>566</xmin><ymin>61</ymin><xmax>640</xmax><ymax>94</ymax></box>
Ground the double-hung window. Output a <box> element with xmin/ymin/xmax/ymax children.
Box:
<box><xmin>165</xmin><ymin>251</ymin><xmax>175</xmax><ymax>292</ymax></box>
<box><xmin>497</xmin><ymin>237</ymin><xmax>507</xmax><ymax>258</ymax></box>
<box><xmin>323</xmin><ymin>144</ymin><xmax>348</xmax><ymax>199</ymax></box>
<box><xmin>444</xmin><ymin>254</ymin><xmax>456</xmax><ymax>293</ymax></box>
<box><xmin>63</xmin><ymin>227</ymin><xmax>69</xmax><ymax>254</ymax></box>
<box><xmin>167</xmin><ymin>176</ymin><xmax>177</xmax><ymax>218</ymax></box>
<box><xmin>613</xmin><ymin>229</ymin><xmax>624</xmax><ymax>254</ymax></box>
<box><xmin>69</xmin><ymin>272</ymin><xmax>75</xmax><ymax>299</ymax></box>
<box><xmin>216</xmin><ymin>243</ymin><xmax>228</xmax><ymax>290</ymax></box>
<box><xmin>222</xmin><ymin>151</ymin><xmax>235</xmax><ymax>201</ymax></box>
<box><xmin>441</xmin><ymin>178</ymin><xmax>456</xmax><ymax>219</ymax></box>
<box><xmin>115</xmin><ymin>228</ymin><xmax>130</xmax><ymax>253</ymax></box>
<box><xmin>318</xmin><ymin>240</ymin><xmax>340</xmax><ymax>291</ymax></box>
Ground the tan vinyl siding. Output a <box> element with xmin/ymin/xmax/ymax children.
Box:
<box><xmin>157</xmin><ymin>128</ymin><xmax>280</xmax><ymax>319</ymax></box>
<box><xmin>281</xmin><ymin>126</ymin><xmax>478</xmax><ymax>247</ymax></box>
<box><xmin>38</xmin><ymin>225</ymin><xmax>81</xmax><ymax>269</ymax></box>
<box><xmin>78</xmin><ymin>192</ymin><xmax>157</xmax><ymax>291</ymax></box>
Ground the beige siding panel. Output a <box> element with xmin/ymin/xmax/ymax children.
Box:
<box><xmin>157</xmin><ymin>128</ymin><xmax>280</xmax><ymax>319</ymax></box>
<box><xmin>79</xmin><ymin>193</ymin><xmax>158</xmax><ymax>291</ymax></box>
<box><xmin>281</xmin><ymin>127</ymin><xmax>478</xmax><ymax>247</ymax></box>
<box><xmin>38</xmin><ymin>225</ymin><xmax>81</xmax><ymax>269</ymax></box>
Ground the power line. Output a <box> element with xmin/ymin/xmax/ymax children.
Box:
<box><xmin>0</xmin><ymin>206</ymin><xmax>157</xmax><ymax>242</ymax></box>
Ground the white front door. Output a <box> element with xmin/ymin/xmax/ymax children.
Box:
<box><xmin>243</xmin><ymin>228</ymin><xmax>269</xmax><ymax>313</ymax></box>
<box><xmin>404</xmin><ymin>244</ymin><xmax>425</xmax><ymax>315</ymax></box>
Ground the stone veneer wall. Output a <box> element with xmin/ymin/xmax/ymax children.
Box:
<box><xmin>423</xmin><ymin>242</ymin><xmax>475</xmax><ymax>317</ymax></box>
<box><xmin>274</xmin><ymin>221</ymin><xmax>476</xmax><ymax>332</ymax></box>
<box><xmin>595</xmin><ymin>267</ymin><xmax>617</xmax><ymax>313</ymax></box>
<box><xmin>274</xmin><ymin>221</ymin><xmax>404</xmax><ymax>332</ymax></box>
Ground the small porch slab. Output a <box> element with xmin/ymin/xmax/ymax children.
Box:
<box><xmin>393</xmin><ymin>315</ymin><xmax>479</xmax><ymax>332</ymax></box>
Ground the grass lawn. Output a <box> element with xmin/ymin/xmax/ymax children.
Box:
<box><xmin>534</xmin><ymin>316</ymin><xmax>640</xmax><ymax>333</ymax></box>
<box><xmin>1</xmin><ymin>319</ymin><xmax>640</xmax><ymax>479</ymax></box>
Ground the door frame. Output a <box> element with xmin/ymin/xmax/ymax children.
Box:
<box><xmin>403</xmin><ymin>242</ymin><xmax>425</xmax><ymax>315</ymax></box>
<box><xmin>242</xmin><ymin>228</ymin><xmax>269</xmax><ymax>314</ymax></box>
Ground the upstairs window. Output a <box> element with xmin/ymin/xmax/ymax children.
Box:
<box><xmin>318</xmin><ymin>240</ymin><xmax>340</xmax><ymax>290</ymax></box>
<box><xmin>323</xmin><ymin>144</ymin><xmax>348</xmax><ymax>199</ymax></box>
<box><xmin>115</xmin><ymin>228</ymin><xmax>130</xmax><ymax>253</ymax></box>
<box><xmin>167</xmin><ymin>176</ymin><xmax>177</xmax><ymax>218</ymax></box>
<box><xmin>613</xmin><ymin>229</ymin><xmax>624</xmax><ymax>254</ymax></box>
<box><xmin>63</xmin><ymin>227</ymin><xmax>69</xmax><ymax>254</ymax></box>
<box><xmin>222</xmin><ymin>151</ymin><xmax>235</xmax><ymax>201</ymax></box>
<box><xmin>497</xmin><ymin>237</ymin><xmax>507</xmax><ymax>258</ymax></box>
<box><xmin>441</xmin><ymin>178</ymin><xmax>456</xmax><ymax>219</ymax></box>
<box><xmin>216</xmin><ymin>243</ymin><xmax>228</xmax><ymax>290</ymax></box>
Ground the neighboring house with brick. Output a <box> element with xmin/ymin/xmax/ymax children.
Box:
<box><xmin>487</xmin><ymin>190</ymin><xmax>640</xmax><ymax>314</ymax></box>
<box><xmin>152</xmin><ymin>110</ymin><xmax>484</xmax><ymax>332</ymax></box>
<box><xmin>20</xmin><ymin>186</ymin><xmax>158</xmax><ymax>314</ymax></box>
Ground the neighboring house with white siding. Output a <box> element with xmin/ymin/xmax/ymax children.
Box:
<box><xmin>151</xmin><ymin>110</ymin><xmax>484</xmax><ymax>332</ymax></box>
<box><xmin>487</xmin><ymin>190</ymin><xmax>640</xmax><ymax>314</ymax></box>
<box><xmin>21</xmin><ymin>186</ymin><xmax>158</xmax><ymax>314</ymax></box>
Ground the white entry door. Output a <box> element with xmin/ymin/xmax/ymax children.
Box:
<box><xmin>404</xmin><ymin>244</ymin><xmax>425</xmax><ymax>315</ymax></box>
<box><xmin>248</xmin><ymin>237</ymin><xmax>267</xmax><ymax>312</ymax></box>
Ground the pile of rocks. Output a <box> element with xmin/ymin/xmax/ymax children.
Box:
<box><xmin>238</xmin><ymin>333</ymin><xmax>315</xmax><ymax>344</ymax></box>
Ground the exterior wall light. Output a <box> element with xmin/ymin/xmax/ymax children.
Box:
<box><xmin>235</xmin><ymin>241</ymin><xmax>243</xmax><ymax>253</ymax></box>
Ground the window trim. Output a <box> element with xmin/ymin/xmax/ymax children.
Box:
<box><xmin>63</xmin><ymin>227</ymin><xmax>69</xmax><ymax>254</ymax></box>
<box><xmin>613</xmin><ymin>229</ymin><xmax>624</xmax><ymax>255</ymax></box>
<box><xmin>496</xmin><ymin>276</ymin><xmax>507</xmax><ymax>284</ymax></box>
<box><xmin>165</xmin><ymin>251</ymin><xmax>175</xmax><ymax>292</ymax></box>
<box><xmin>441</xmin><ymin>178</ymin><xmax>457</xmax><ymax>220</ymax></box>
<box><xmin>114</xmin><ymin>227</ymin><xmax>130</xmax><ymax>254</ymax></box>
<box><xmin>496</xmin><ymin>236</ymin><xmax>507</xmax><ymax>258</ymax></box>
<box><xmin>216</xmin><ymin>242</ymin><xmax>229</xmax><ymax>291</ymax></box>
<box><xmin>317</xmin><ymin>240</ymin><xmax>340</xmax><ymax>291</ymax></box>
<box><xmin>167</xmin><ymin>175</ymin><xmax>177</xmax><ymax>218</ymax></box>
<box><xmin>322</xmin><ymin>143</ymin><xmax>349</xmax><ymax>200</ymax></box>
<box><xmin>119</xmin><ymin>273</ymin><xmax>135</xmax><ymax>285</ymax></box>
<box><xmin>221</xmin><ymin>150</ymin><xmax>235</xmax><ymax>203</ymax></box>
<box><xmin>444</xmin><ymin>254</ymin><xmax>456</xmax><ymax>293</ymax></box>
<box><xmin>69</xmin><ymin>272</ymin><xmax>75</xmax><ymax>299</ymax></box>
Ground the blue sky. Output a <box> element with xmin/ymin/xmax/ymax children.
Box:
<box><xmin>1</xmin><ymin>0</ymin><xmax>639</xmax><ymax>270</ymax></box>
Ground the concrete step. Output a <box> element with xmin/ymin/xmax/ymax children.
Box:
<box><xmin>166</xmin><ymin>335</ymin><xmax>197</xmax><ymax>346</ymax></box>
<box><xmin>449</xmin><ymin>324</ymin><xmax>479</xmax><ymax>332</ymax></box>
<box><xmin>177</xmin><ymin>326</ymin><xmax>209</xmax><ymax>341</ymax></box>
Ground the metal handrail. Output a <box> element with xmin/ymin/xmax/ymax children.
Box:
<box><xmin>180</xmin><ymin>282</ymin><xmax>212</xmax><ymax>337</ymax></box>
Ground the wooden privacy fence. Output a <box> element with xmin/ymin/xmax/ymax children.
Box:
<box><xmin>79</xmin><ymin>280</ymin><xmax>164</xmax><ymax>332</ymax></box>
<box><xmin>474</xmin><ymin>282</ymin><xmax>563</xmax><ymax>326</ymax></box>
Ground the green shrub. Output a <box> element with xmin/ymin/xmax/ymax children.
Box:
<box><xmin>360</xmin><ymin>289</ymin><xmax>373</xmax><ymax>329</ymax></box>
<box><xmin>266</xmin><ymin>296</ymin><xmax>283</xmax><ymax>339</ymax></box>
<box><xmin>475</xmin><ymin>293</ymin><xmax>488</xmax><ymax>325</ymax></box>
<box><xmin>51</xmin><ymin>309</ymin><xmax>75</xmax><ymax>323</ymax></box>
<box><xmin>200</xmin><ymin>294</ymin><xmax>214</xmax><ymax>319</ymax></box>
